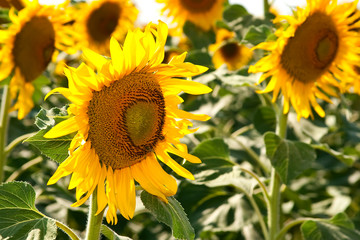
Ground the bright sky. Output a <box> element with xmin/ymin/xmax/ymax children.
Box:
<box><xmin>41</xmin><ymin>0</ymin><xmax>359</xmax><ymax>25</ymax></box>
<box><xmin>133</xmin><ymin>0</ymin><xmax>358</xmax><ymax>25</ymax></box>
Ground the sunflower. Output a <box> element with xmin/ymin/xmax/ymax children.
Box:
<box><xmin>156</xmin><ymin>0</ymin><xmax>226</xmax><ymax>34</ymax></box>
<box><xmin>0</xmin><ymin>0</ymin><xmax>74</xmax><ymax>119</ymax></box>
<box><xmin>0</xmin><ymin>0</ymin><xmax>25</xmax><ymax>10</ymax></box>
<box><xmin>342</xmin><ymin>4</ymin><xmax>360</xmax><ymax>95</ymax></box>
<box><xmin>44</xmin><ymin>21</ymin><xmax>211</xmax><ymax>223</ymax></box>
<box><xmin>248</xmin><ymin>0</ymin><xmax>360</xmax><ymax>120</ymax></box>
<box><xmin>69</xmin><ymin>0</ymin><xmax>138</xmax><ymax>55</ymax></box>
<box><xmin>209</xmin><ymin>28</ymin><xmax>252</xmax><ymax>70</ymax></box>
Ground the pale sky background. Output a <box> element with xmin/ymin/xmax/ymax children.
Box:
<box><xmin>133</xmin><ymin>0</ymin><xmax>357</xmax><ymax>25</ymax></box>
<box><xmin>40</xmin><ymin>0</ymin><xmax>359</xmax><ymax>24</ymax></box>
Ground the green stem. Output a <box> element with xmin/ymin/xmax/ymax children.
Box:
<box><xmin>275</xmin><ymin>218</ymin><xmax>322</xmax><ymax>240</ymax></box>
<box><xmin>232</xmin><ymin>136</ymin><xmax>269</xmax><ymax>174</ymax></box>
<box><xmin>268</xmin><ymin>168</ymin><xmax>282</xmax><ymax>240</ymax></box>
<box><xmin>268</xmin><ymin>108</ymin><xmax>288</xmax><ymax>240</ymax></box>
<box><xmin>263</xmin><ymin>0</ymin><xmax>270</xmax><ymax>17</ymax></box>
<box><xmin>0</xmin><ymin>85</ymin><xmax>11</xmax><ymax>182</ymax></box>
<box><xmin>6</xmin><ymin>156</ymin><xmax>42</xmax><ymax>182</ymax></box>
<box><xmin>239</xmin><ymin>167</ymin><xmax>270</xmax><ymax>202</ymax></box>
<box><xmin>85</xmin><ymin>188</ymin><xmax>105</xmax><ymax>240</ymax></box>
<box><xmin>235</xmin><ymin>185</ymin><xmax>269</xmax><ymax>240</ymax></box>
<box><xmin>56</xmin><ymin>220</ymin><xmax>81</xmax><ymax>240</ymax></box>
<box><xmin>5</xmin><ymin>132</ymin><xmax>36</xmax><ymax>155</ymax></box>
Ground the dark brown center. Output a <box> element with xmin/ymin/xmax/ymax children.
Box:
<box><xmin>12</xmin><ymin>16</ymin><xmax>55</xmax><ymax>82</ymax></box>
<box><xmin>180</xmin><ymin>0</ymin><xmax>216</xmax><ymax>13</ymax></box>
<box><xmin>220</xmin><ymin>42</ymin><xmax>240</xmax><ymax>59</ymax></box>
<box><xmin>280</xmin><ymin>12</ymin><xmax>339</xmax><ymax>83</ymax></box>
<box><xmin>87</xmin><ymin>72</ymin><xmax>166</xmax><ymax>170</ymax></box>
<box><xmin>86</xmin><ymin>2</ymin><xmax>121</xmax><ymax>44</ymax></box>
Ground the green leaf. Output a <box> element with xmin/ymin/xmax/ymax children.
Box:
<box><xmin>264</xmin><ymin>132</ymin><xmax>316</xmax><ymax>184</ymax></box>
<box><xmin>185</xmin><ymin>50</ymin><xmax>212</xmax><ymax>68</ymax></box>
<box><xmin>244</xmin><ymin>24</ymin><xmax>273</xmax><ymax>45</ymax></box>
<box><xmin>301</xmin><ymin>213</ymin><xmax>360</xmax><ymax>240</ymax></box>
<box><xmin>141</xmin><ymin>191</ymin><xmax>195</xmax><ymax>240</ymax></box>
<box><xmin>101</xmin><ymin>225</ymin><xmax>131</xmax><ymax>240</ymax></box>
<box><xmin>25</xmin><ymin>107</ymin><xmax>72</xmax><ymax>163</ymax></box>
<box><xmin>0</xmin><ymin>181</ymin><xmax>57</xmax><ymax>240</ymax></box>
<box><xmin>34</xmin><ymin>107</ymin><xmax>69</xmax><ymax>130</ymax></box>
<box><xmin>253</xmin><ymin>106</ymin><xmax>276</xmax><ymax>134</ymax></box>
<box><xmin>264</xmin><ymin>132</ymin><xmax>282</xmax><ymax>159</ymax></box>
<box><xmin>183</xmin><ymin>21</ymin><xmax>216</xmax><ymax>49</ymax></box>
<box><xmin>223</xmin><ymin>4</ymin><xmax>249</xmax><ymax>22</ymax></box>
<box><xmin>195</xmin><ymin>165</ymin><xmax>259</xmax><ymax>194</ymax></box>
<box><xmin>312</xmin><ymin>144</ymin><xmax>355</xmax><ymax>166</ymax></box>
<box><xmin>24</xmin><ymin>129</ymin><xmax>72</xmax><ymax>164</ymax></box>
<box><xmin>191</xmin><ymin>138</ymin><xmax>230</xmax><ymax>162</ymax></box>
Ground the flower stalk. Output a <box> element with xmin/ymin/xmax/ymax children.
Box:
<box><xmin>85</xmin><ymin>188</ymin><xmax>105</xmax><ymax>240</ymax></box>
<box><xmin>0</xmin><ymin>85</ymin><xmax>11</xmax><ymax>182</ymax></box>
<box><xmin>268</xmin><ymin>108</ymin><xmax>288</xmax><ymax>240</ymax></box>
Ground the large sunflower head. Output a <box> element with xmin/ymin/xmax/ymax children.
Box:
<box><xmin>44</xmin><ymin>21</ymin><xmax>212</xmax><ymax>223</ymax></box>
<box><xmin>341</xmin><ymin>4</ymin><xmax>360</xmax><ymax>95</ymax></box>
<box><xmin>70</xmin><ymin>0</ymin><xmax>138</xmax><ymax>55</ymax></box>
<box><xmin>209</xmin><ymin>28</ymin><xmax>252</xmax><ymax>70</ymax></box>
<box><xmin>156</xmin><ymin>0</ymin><xmax>226</xmax><ymax>34</ymax></box>
<box><xmin>0</xmin><ymin>0</ymin><xmax>74</xmax><ymax>119</ymax></box>
<box><xmin>249</xmin><ymin>0</ymin><xmax>360</xmax><ymax>120</ymax></box>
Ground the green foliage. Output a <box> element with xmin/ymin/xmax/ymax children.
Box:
<box><xmin>140</xmin><ymin>191</ymin><xmax>195</xmax><ymax>240</ymax></box>
<box><xmin>101</xmin><ymin>225</ymin><xmax>131</xmax><ymax>240</ymax></box>
<box><xmin>244</xmin><ymin>24</ymin><xmax>273</xmax><ymax>45</ymax></box>
<box><xmin>183</xmin><ymin>21</ymin><xmax>216</xmax><ymax>49</ymax></box>
<box><xmin>25</xmin><ymin>107</ymin><xmax>72</xmax><ymax>163</ymax></box>
<box><xmin>254</xmin><ymin>106</ymin><xmax>276</xmax><ymax>134</ymax></box>
<box><xmin>0</xmin><ymin>181</ymin><xmax>57</xmax><ymax>240</ymax></box>
<box><xmin>264</xmin><ymin>132</ymin><xmax>316</xmax><ymax>184</ymax></box>
<box><xmin>301</xmin><ymin>213</ymin><xmax>360</xmax><ymax>240</ymax></box>
<box><xmin>222</xmin><ymin>4</ymin><xmax>249</xmax><ymax>22</ymax></box>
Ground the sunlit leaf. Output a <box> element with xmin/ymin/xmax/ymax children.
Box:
<box><xmin>25</xmin><ymin>107</ymin><xmax>72</xmax><ymax>164</ymax></box>
<box><xmin>101</xmin><ymin>225</ymin><xmax>131</xmax><ymax>240</ymax></box>
<box><xmin>141</xmin><ymin>191</ymin><xmax>194</xmax><ymax>240</ymax></box>
<box><xmin>301</xmin><ymin>213</ymin><xmax>360</xmax><ymax>240</ymax></box>
<box><xmin>312</xmin><ymin>144</ymin><xmax>355</xmax><ymax>166</ymax></box>
<box><xmin>0</xmin><ymin>181</ymin><xmax>57</xmax><ymax>240</ymax></box>
<box><xmin>264</xmin><ymin>132</ymin><xmax>316</xmax><ymax>184</ymax></box>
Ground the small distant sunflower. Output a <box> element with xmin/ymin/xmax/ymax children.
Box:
<box><xmin>0</xmin><ymin>0</ymin><xmax>74</xmax><ymax>119</ymax></box>
<box><xmin>44</xmin><ymin>21</ymin><xmax>211</xmax><ymax>223</ymax></box>
<box><xmin>0</xmin><ymin>0</ymin><xmax>25</xmax><ymax>10</ymax></box>
<box><xmin>156</xmin><ymin>0</ymin><xmax>226</xmax><ymax>34</ymax></box>
<box><xmin>209</xmin><ymin>28</ymin><xmax>252</xmax><ymax>70</ymax></box>
<box><xmin>249</xmin><ymin>0</ymin><xmax>360</xmax><ymax>120</ymax></box>
<box><xmin>70</xmin><ymin>0</ymin><xmax>138</xmax><ymax>54</ymax></box>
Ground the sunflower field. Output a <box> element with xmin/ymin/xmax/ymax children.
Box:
<box><xmin>1</xmin><ymin>0</ymin><xmax>360</xmax><ymax>239</ymax></box>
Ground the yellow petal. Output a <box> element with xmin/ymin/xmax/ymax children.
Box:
<box><xmin>44</xmin><ymin>117</ymin><xmax>79</xmax><ymax>138</ymax></box>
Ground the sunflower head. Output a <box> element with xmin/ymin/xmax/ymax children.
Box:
<box><xmin>209</xmin><ymin>28</ymin><xmax>252</xmax><ymax>70</ymax></box>
<box><xmin>157</xmin><ymin>0</ymin><xmax>226</xmax><ymax>34</ymax></box>
<box><xmin>249</xmin><ymin>0</ymin><xmax>360</xmax><ymax>120</ymax></box>
<box><xmin>69</xmin><ymin>0</ymin><xmax>138</xmax><ymax>55</ymax></box>
<box><xmin>0</xmin><ymin>0</ymin><xmax>75</xmax><ymax>119</ymax></box>
<box><xmin>44</xmin><ymin>21</ymin><xmax>212</xmax><ymax>223</ymax></box>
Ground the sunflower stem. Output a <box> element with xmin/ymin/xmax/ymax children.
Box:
<box><xmin>263</xmin><ymin>0</ymin><xmax>270</xmax><ymax>17</ymax></box>
<box><xmin>56</xmin><ymin>220</ymin><xmax>81</xmax><ymax>240</ymax></box>
<box><xmin>0</xmin><ymin>85</ymin><xmax>11</xmax><ymax>182</ymax></box>
<box><xmin>85</xmin><ymin>188</ymin><xmax>105</xmax><ymax>240</ymax></box>
<box><xmin>268</xmin><ymin>108</ymin><xmax>287</xmax><ymax>240</ymax></box>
